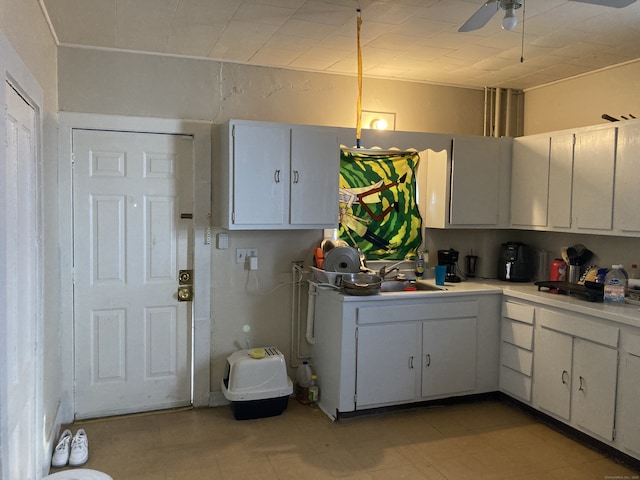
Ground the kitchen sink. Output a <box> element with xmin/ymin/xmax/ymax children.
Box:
<box><xmin>379</xmin><ymin>280</ymin><xmax>445</xmax><ymax>292</ymax></box>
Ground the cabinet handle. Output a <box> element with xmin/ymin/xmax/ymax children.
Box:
<box><xmin>425</xmin><ymin>354</ymin><xmax>431</xmax><ymax>367</ymax></box>
<box><xmin>293</xmin><ymin>170</ymin><xmax>300</xmax><ymax>184</ymax></box>
<box><xmin>561</xmin><ymin>370</ymin><xmax>569</xmax><ymax>385</ymax></box>
<box><xmin>274</xmin><ymin>169</ymin><xmax>280</xmax><ymax>183</ymax></box>
<box><xmin>409</xmin><ymin>356</ymin><xmax>414</xmax><ymax>369</ymax></box>
<box><xmin>578</xmin><ymin>376</ymin><xmax>585</xmax><ymax>392</ymax></box>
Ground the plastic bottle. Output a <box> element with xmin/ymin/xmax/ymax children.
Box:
<box><xmin>603</xmin><ymin>265</ymin><xmax>628</xmax><ymax>303</ymax></box>
<box><xmin>629</xmin><ymin>264</ymin><xmax>638</xmax><ymax>280</ymax></box>
<box><xmin>415</xmin><ymin>250</ymin><xmax>425</xmax><ymax>279</ymax></box>
<box><xmin>549</xmin><ymin>258</ymin><xmax>567</xmax><ymax>294</ymax></box>
<box><xmin>550</xmin><ymin>258</ymin><xmax>567</xmax><ymax>281</ymax></box>
<box><xmin>308</xmin><ymin>374</ymin><xmax>319</xmax><ymax>404</ymax></box>
<box><xmin>295</xmin><ymin>361</ymin><xmax>313</xmax><ymax>404</ymax></box>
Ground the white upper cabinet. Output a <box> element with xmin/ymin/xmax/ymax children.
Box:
<box><xmin>547</xmin><ymin>133</ymin><xmax>574</xmax><ymax>229</ymax></box>
<box><xmin>510</xmin><ymin>136</ymin><xmax>550</xmax><ymax>227</ymax></box>
<box><xmin>614</xmin><ymin>121</ymin><xmax>640</xmax><ymax>233</ymax></box>
<box><xmin>572</xmin><ymin>127</ymin><xmax>617</xmax><ymax>232</ymax></box>
<box><xmin>219</xmin><ymin>120</ymin><xmax>339</xmax><ymax>230</ymax></box>
<box><xmin>424</xmin><ymin>136</ymin><xmax>511</xmax><ymax>228</ymax></box>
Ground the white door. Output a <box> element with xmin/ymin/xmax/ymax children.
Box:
<box><xmin>72</xmin><ymin>129</ymin><xmax>193</xmax><ymax>419</ymax></box>
<box><xmin>3</xmin><ymin>83</ymin><xmax>39</xmax><ymax>479</ymax></box>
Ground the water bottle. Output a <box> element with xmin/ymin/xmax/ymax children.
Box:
<box><xmin>295</xmin><ymin>361</ymin><xmax>313</xmax><ymax>404</ymax></box>
<box><xmin>603</xmin><ymin>265</ymin><xmax>627</xmax><ymax>303</ymax></box>
<box><xmin>308</xmin><ymin>375</ymin><xmax>319</xmax><ymax>404</ymax></box>
<box><xmin>415</xmin><ymin>250</ymin><xmax>425</xmax><ymax>279</ymax></box>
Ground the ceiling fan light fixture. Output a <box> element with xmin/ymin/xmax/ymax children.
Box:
<box><xmin>502</xmin><ymin>7</ymin><xmax>518</xmax><ymax>30</ymax></box>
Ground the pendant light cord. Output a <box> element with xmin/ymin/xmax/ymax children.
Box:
<box><xmin>356</xmin><ymin>9</ymin><xmax>363</xmax><ymax>148</ymax></box>
<box><xmin>520</xmin><ymin>0</ymin><xmax>525</xmax><ymax>62</ymax></box>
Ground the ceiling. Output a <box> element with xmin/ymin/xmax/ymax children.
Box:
<box><xmin>40</xmin><ymin>0</ymin><xmax>640</xmax><ymax>91</ymax></box>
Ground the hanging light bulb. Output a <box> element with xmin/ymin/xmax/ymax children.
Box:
<box><xmin>502</xmin><ymin>6</ymin><xmax>517</xmax><ymax>31</ymax></box>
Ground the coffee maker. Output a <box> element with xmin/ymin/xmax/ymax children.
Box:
<box><xmin>437</xmin><ymin>249</ymin><xmax>461</xmax><ymax>283</ymax></box>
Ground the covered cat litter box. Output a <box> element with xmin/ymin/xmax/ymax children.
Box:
<box><xmin>221</xmin><ymin>347</ymin><xmax>293</xmax><ymax>420</ymax></box>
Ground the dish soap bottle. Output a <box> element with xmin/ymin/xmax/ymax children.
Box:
<box><xmin>415</xmin><ymin>250</ymin><xmax>425</xmax><ymax>279</ymax></box>
<box><xmin>603</xmin><ymin>265</ymin><xmax>628</xmax><ymax>303</ymax></box>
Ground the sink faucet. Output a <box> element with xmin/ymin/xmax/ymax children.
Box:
<box><xmin>378</xmin><ymin>260</ymin><xmax>407</xmax><ymax>279</ymax></box>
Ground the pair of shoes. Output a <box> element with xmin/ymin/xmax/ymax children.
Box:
<box><xmin>51</xmin><ymin>428</ymin><xmax>89</xmax><ymax>467</ymax></box>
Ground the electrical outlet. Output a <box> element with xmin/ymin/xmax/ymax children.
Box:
<box><xmin>236</xmin><ymin>248</ymin><xmax>257</xmax><ymax>264</ymax></box>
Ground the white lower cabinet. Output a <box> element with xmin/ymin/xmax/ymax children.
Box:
<box><xmin>311</xmin><ymin>290</ymin><xmax>500</xmax><ymax>419</ymax></box>
<box><xmin>533</xmin><ymin>308</ymin><xmax>619</xmax><ymax>441</ymax></box>
<box><xmin>355</xmin><ymin>304</ymin><xmax>478</xmax><ymax>409</ymax></box>
<box><xmin>356</xmin><ymin>322</ymin><xmax>420</xmax><ymax>407</ymax></box>
<box><xmin>618</xmin><ymin>334</ymin><xmax>640</xmax><ymax>458</ymax></box>
<box><xmin>422</xmin><ymin>318</ymin><xmax>476</xmax><ymax>397</ymax></box>
<box><xmin>499</xmin><ymin>301</ymin><xmax>535</xmax><ymax>402</ymax></box>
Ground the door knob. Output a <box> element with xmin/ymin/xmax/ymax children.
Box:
<box><xmin>177</xmin><ymin>286</ymin><xmax>193</xmax><ymax>302</ymax></box>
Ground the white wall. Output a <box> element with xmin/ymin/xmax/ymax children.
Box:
<box><xmin>524</xmin><ymin>60</ymin><xmax>640</xmax><ymax>135</ymax></box>
<box><xmin>0</xmin><ymin>1</ymin><xmax>59</xmax><ymax>476</ymax></box>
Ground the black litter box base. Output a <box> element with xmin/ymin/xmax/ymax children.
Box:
<box><xmin>230</xmin><ymin>396</ymin><xmax>289</xmax><ymax>420</ymax></box>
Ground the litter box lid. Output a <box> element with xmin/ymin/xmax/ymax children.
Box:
<box><xmin>222</xmin><ymin>347</ymin><xmax>293</xmax><ymax>401</ymax></box>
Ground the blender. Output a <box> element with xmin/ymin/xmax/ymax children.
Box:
<box><xmin>437</xmin><ymin>249</ymin><xmax>461</xmax><ymax>283</ymax></box>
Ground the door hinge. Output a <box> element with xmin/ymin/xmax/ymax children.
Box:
<box><xmin>71</xmin><ymin>153</ymin><xmax>75</xmax><ymax>165</ymax></box>
<box><xmin>353</xmin><ymin>394</ymin><xmax>357</xmax><ymax>404</ymax></box>
<box><xmin>612</xmin><ymin>427</ymin><xmax>616</xmax><ymax>441</ymax></box>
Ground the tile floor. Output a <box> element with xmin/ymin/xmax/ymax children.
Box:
<box><xmin>49</xmin><ymin>398</ymin><xmax>639</xmax><ymax>480</ymax></box>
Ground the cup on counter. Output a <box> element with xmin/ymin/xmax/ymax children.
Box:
<box><xmin>435</xmin><ymin>265</ymin><xmax>446</xmax><ymax>286</ymax></box>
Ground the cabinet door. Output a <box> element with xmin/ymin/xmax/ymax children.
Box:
<box><xmin>614</xmin><ymin>122</ymin><xmax>640</xmax><ymax>233</ymax></box>
<box><xmin>572</xmin><ymin>338</ymin><xmax>617</xmax><ymax>441</ymax></box>
<box><xmin>572</xmin><ymin>128</ymin><xmax>616</xmax><ymax>231</ymax></box>
<box><xmin>232</xmin><ymin>123</ymin><xmax>289</xmax><ymax>226</ymax></box>
<box><xmin>449</xmin><ymin>137</ymin><xmax>501</xmax><ymax>225</ymax></box>
<box><xmin>510</xmin><ymin>136</ymin><xmax>550</xmax><ymax>227</ymax></box>
<box><xmin>533</xmin><ymin>328</ymin><xmax>572</xmax><ymax>421</ymax></box>
<box><xmin>619</xmin><ymin>353</ymin><xmax>640</xmax><ymax>456</ymax></box>
<box><xmin>356</xmin><ymin>323</ymin><xmax>420</xmax><ymax>407</ymax></box>
<box><xmin>290</xmin><ymin>126</ymin><xmax>339</xmax><ymax>226</ymax></box>
<box><xmin>548</xmin><ymin>133</ymin><xmax>574</xmax><ymax>229</ymax></box>
<box><xmin>421</xmin><ymin>317</ymin><xmax>477</xmax><ymax>397</ymax></box>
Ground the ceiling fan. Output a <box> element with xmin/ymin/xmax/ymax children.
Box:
<box><xmin>458</xmin><ymin>0</ymin><xmax>637</xmax><ymax>33</ymax></box>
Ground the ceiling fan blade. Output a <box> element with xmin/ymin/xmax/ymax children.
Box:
<box><xmin>458</xmin><ymin>0</ymin><xmax>500</xmax><ymax>32</ymax></box>
<box><xmin>570</xmin><ymin>0</ymin><xmax>635</xmax><ymax>7</ymax></box>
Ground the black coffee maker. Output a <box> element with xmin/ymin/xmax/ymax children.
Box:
<box><xmin>437</xmin><ymin>249</ymin><xmax>461</xmax><ymax>283</ymax></box>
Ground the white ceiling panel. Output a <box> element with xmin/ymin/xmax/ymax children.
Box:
<box><xmin>41</xmin><ymin>0</ymin><xmax>640</xmax><ymax>90</ymax></box>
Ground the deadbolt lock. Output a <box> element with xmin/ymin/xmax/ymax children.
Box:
<box><xmin>179</xmin><ymin>269</ymin><xmax>193</xmax><ymax>285</ymax></box>
<box><xmin>177</xmin><ymin>286</ymin><xmax>193</xmax><ymax>302</ymax></box>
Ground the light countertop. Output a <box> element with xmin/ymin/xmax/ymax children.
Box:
<box><xmin>320</xmin><ymin>278</ymin><xmax>640</xmax><ymax>329</ymax></box>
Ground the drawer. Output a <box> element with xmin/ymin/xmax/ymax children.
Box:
<box><xmin>501</xmin><ymin>318</ymin><xmax>534</xmax><ymax>350</ymax></box>
<box><xmin>500</xmin><ymin>365</ymin><xmax>532</xmax><ymax>402</ymax></box>
<box><xmin>501</xmin><ymin>342</ymin><xmax>533</xmax><ymax>375</ymax></box>
<box><xmin>357</xmin><ymin>301</ymin><xmax>478</xmax><ymax>325</ymax></box>
<box><xmin>502</xmin><ymin>301</ymin><xmax>534</xmax><ymax>325</ymax></box>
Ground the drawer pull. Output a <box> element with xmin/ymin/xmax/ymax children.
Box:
<box><xmin>425</xmin><ymin>354</ymin><xmax>431</xmax><ymax>367</ymax></box>
<box><xmin>409</xmin><ymin>356</ymin><xmax>414</xmax><ymax>369</ymax></box>
<box><xmin>562</xmin><ymin>370</ymin><xmax>569</xmax><ymax>385</ymax></box>
<box><xmin>578</xmin><ymin>376</ymin><xmax>585</xmax><ymax>392</ymax></box>
<box><xmin>274</xmin><ymin>169</ymin><xmax>281</xmax><ymax>183</ymax></box>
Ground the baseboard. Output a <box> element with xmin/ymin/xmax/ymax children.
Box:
<box><xmin>209</xmin><ymin>391</ymin><xmax>230</xmax><ymax>407</ymax></box>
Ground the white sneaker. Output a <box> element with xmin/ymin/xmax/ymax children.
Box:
<box><xmin>69</xmin><ymin>429</ymin><xmax>89</xmax><ymax>466</ymax></box>
<box><xmin>51</xmin><ymin>429</ymin><xmax>72</xmax><ymax>467</ymax></box>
